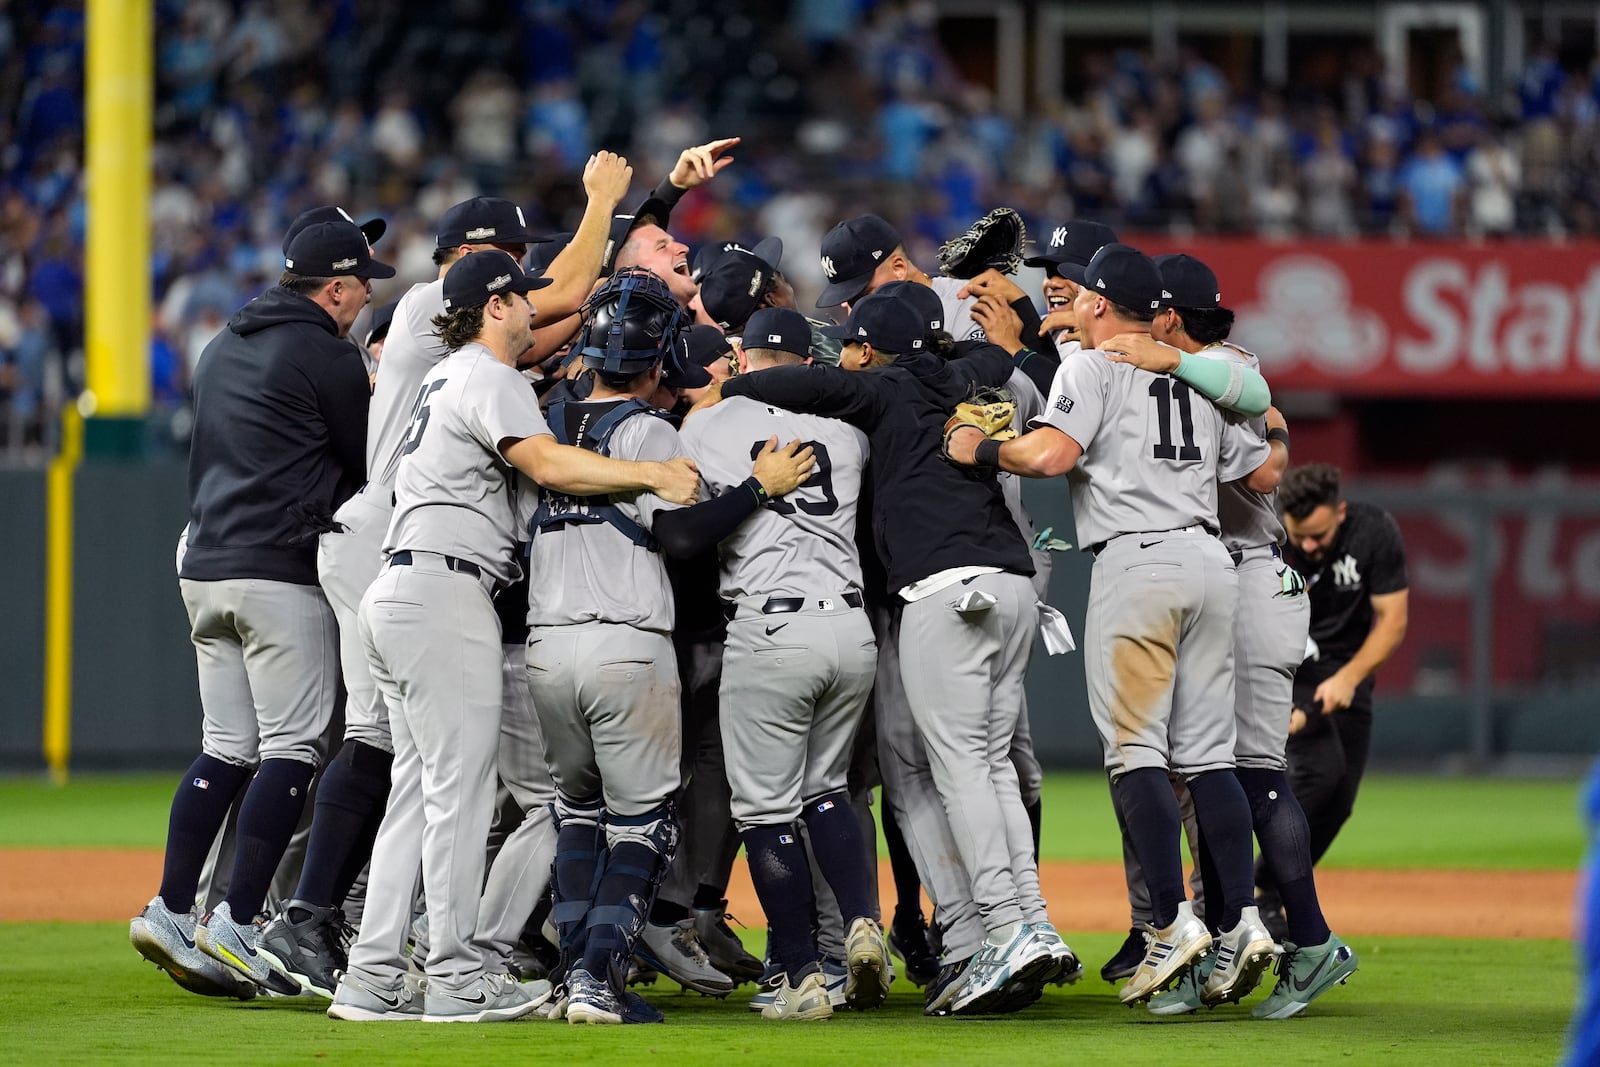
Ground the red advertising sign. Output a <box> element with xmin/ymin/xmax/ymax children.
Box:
<box><xmin>1137</xmin><ymin>240</ymin><xmax>1600</xmax><ymax>396</ymax></box>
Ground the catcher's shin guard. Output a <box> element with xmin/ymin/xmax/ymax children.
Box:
<box><xmin>551</xmin><ymin>792</ymin><xmax>607</xmax><ymax>980</ymax></box>
<box><xmin>582</xmin><ymin>804</ymin><xmax>679</xmax><ymax>974</ymax></box>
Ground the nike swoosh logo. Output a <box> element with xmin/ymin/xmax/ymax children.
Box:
<box><xmin>961</xmin><ymin>576</ymin><xmax>979</xmax><ymax>585</ymax></box>
<box><xmin>1292</xmin><ymin>951</ymin><xmax>1333</xmax><ymax>992</ymax></box>
<box><xmin>447</xmin><ymin>991</ymin><xmax>490</xmax><ymax>1005</ymax></box>
<box><xmin>765</xmin><ymin>623</ymin><xmax>788</xmax><ymax>635</ymax></box>
<box><xmin>1140</xmin><ymin>540</ymin><xmax>1164</xmax><ymax>549</ymax></box>
<box><xmin>168</xmin><ymin>916</ymin><xmax>196</xmax><ymax>950</ymax></box>
<box><xmin>372</xmin><ymin>989</ymin><xmax>403</xmax><ymax>1009</ymax></box>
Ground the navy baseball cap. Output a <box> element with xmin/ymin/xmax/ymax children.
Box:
<box><xmin>874</xmin><ymin>280</ymin><xmax>944</xmax><ymax>337</ymax></box>
<box><xmin>1060</xmin><ymin>243</ymin><xmax>1165</xmax><ymax>312</ymax></box>
<box><xmin>436</xmin><ymin>197</ymin><xmax>547</xmax><ymax>250</ymax></box>
<box><xmin>684</xmin><ymin>324</ymin><xmax>734</xmax><ymax>367</ymax></box>
<box><xmin>820</xmin><ymin>293</ymin><xmax>926</xmax><ymax>355</ymax></box>
<box><xmin>698</xmin><ymin>248</ymin><xmax>777</xmax><ymax>331</ymax></box>
<box><xmin>365</xmin><ymin>301</ymin><xmax>397</xmax><ymax>346</ymax></box>
<box><xmin>527</xmin><ymin>232</ymin><xmax>572</xmax><ymax>275</ymax></box>
<box><xmin>662</xmin><ymin>333</ymin><xmax>714</xmax><ymax>390</ymax></box>
<box><xmin>285</xmin><ymin>220</ymin><xmax>397</xmax><ymax>279</ymax></box>
<box><xmin>743</xmin><ymin>307</ymin><xmax>812</xmax><ymax>359</ymax></box>
<box><xmin>1024</xmin><ymin>220</ymin><xmax>1118</xmax><ymax>272</ymax></box>
<box><xmin>690</xmin><ymin>236</ymin><xmax>785</xmax><ymax>283</ymax></box>
<box><xmin>817</xmin><ymin>214</ymin><xmax>901</xmax><ymax>307</ymax></box>
<box><xmin>1153</xmin><ymin>254</ymin><xmax>1222</xmax><ymax>308</ymax></box>
<box><xmin>441</xmin><ymin>249</ymin><xmax>552</xmax><ymax>311</ymax></box>
<box><xmin>282</xmin><ymin>206</ymin><xmax>386</xmax><ymax>254</ymax></box>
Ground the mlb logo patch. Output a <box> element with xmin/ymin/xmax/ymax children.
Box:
<box><xmin>816</xmin><ymin>800</ymin><xmax>835</xmax><ymax>813</ymax></box>
<box><xmin>193</xmin><ymin>778</ymin><xmax>210</xmax><ymax>790</ymax></box>
<box><xmin>768</xmin><ymin>334</ymin><xmax>782</xmax><ymax>343</ymax></box>
<box><xmin>779</xmin><ymin>834</ymin><xmax>795</xmax><ymax>845</ymax></box>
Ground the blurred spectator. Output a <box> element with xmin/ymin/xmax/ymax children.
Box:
<box><xmin>1465</xmin><ymin>126</ymin><xmax>1520</xmax><ymax>237</ymax></box>
<box><xmin>1399</xmin><ymin>132</ymin><xmax>1465</xmax><ymax>235</ymax></box>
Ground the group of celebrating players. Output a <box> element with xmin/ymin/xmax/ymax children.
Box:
<box><xmin>128</xmin><ymin>135</ymin><xmax>1358</xmax><ymax>1026</ymax></box>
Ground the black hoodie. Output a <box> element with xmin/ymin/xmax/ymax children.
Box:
<box><xmin>719</xmin><ymin>346</ymin><xmax>1033</xmax><ymax>598</ymax></box>
<box><xmin>180</xmin><ymin>286</ymin><xmax>371</xmax><ymax>585</ymax></box>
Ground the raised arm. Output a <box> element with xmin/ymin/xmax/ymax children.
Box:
<box><xmin>719</xmin><ymin>364</ymin><xmax>886</xmax><ymax>428</ymax></box>
<box><xmin>1099</xmin><ymin>333</ymin><xmax>1271</xmax><ymax>418</ymax></box>
<box><xmin>531</xmin><ymin>152</ymin><xmax>634</xmax><ymax>325</ymax></box>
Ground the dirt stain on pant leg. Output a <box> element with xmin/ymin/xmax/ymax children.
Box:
<box><xmin>1109</xmin><ymin>620</ymin><xmax>1179</xmax><ymax>755</ymax></box>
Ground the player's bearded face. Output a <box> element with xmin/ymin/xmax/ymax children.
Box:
<box><xmin>1285</xmin><ymin>502</ymin><xmax>1345</xmax><ymax>561</ymax></box>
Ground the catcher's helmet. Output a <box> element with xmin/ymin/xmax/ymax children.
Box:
<box><xmin>578</xmin><ymin>267</ymin><xmax>687</xmax><ymax>376</ymax></box>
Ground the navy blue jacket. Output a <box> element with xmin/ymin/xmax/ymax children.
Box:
<box><xmin>181</xmin><ymin>287</ymin><xmax>369</xmax><ymax>584</ymax></box>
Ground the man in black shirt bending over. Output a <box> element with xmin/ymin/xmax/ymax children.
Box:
<box><xmin>1261</xmin><ymin>464</ymin><xmax>1408</xmax><ymax>932</ymax></box>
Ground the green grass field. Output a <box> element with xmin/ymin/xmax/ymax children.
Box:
<box><xmin>0</xmin><ymin>771</ymin><xmax>1585</xmax><ymax>868</ymax></box>
<box><xmin>0</xmin><ymin>773</ymin><xmax>1584</xmax><ymax>1064</ymax></box>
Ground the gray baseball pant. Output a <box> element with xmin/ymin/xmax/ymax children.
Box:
<box><xmin>318</xmin><ymin>487</ymin><xmax>393</xmax><ymax>752</ymax></box>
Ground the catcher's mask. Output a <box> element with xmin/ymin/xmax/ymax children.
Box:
<box><xmin>578</xmin><ymin>267</ymin><xmax>687</xmax><ymax>376</ymax></box>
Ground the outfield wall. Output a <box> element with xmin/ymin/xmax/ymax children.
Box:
<box><xmin>0</xmin><ymin>463</ymin><xmax>1588</xmax><ymax>772</ymax></box>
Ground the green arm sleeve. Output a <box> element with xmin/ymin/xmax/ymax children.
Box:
<box><xmin>1173</xmin><ymin>351</ymin><xmax>1271</xmax><ymax>417</ymax></box>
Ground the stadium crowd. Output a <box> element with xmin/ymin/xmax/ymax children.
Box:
<box><xmin>3</xmin><ymin>0</ymin><xmax>1600</xmax><ymax>456</ymax></box>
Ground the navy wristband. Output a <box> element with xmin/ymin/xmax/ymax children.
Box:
<box><xmin>974</xmin><ymin>438</ymin><xmax>1003</xmax><ymax>467</ymax></box>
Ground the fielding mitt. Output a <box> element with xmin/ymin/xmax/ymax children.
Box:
<box><xmin>942</xmin><ymin>385</ymin><xmax>1018</xmax><ymax>459</ymax></box>
<box><xmin>936</xmin><ymin>207</ymin><xmax>1027</xmax><ymax>279</ymax></box>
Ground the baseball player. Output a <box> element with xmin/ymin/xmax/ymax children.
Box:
<box><xmin>524</xmin><ymin>269</ymin><xmax>814</xmax><ymax>1025</ymax></box>
<box><xmin>944</xmin><ymin>243</ymin><xmax>1283</xmax><ymax>1008</ymax></box>
<box><xmin>1097</xmin><ymin>254</ymin><xmax>1356</xmax><ymax>1017</ymax></box>
<box><xmin>326</xmin><ymin>251</ymin><xmax>700</xmax><ymax>1023</ymax></box>
<box><xmin>258</xmin><ymin>156</ymin><xmax>635</xmax><ymax>999</ymax></box>
<box><xmin>130</xmin><ymin>215</ymin><xmax>390</xmax><ymax>1000</ymax></box>
<box><xmin>692</xmin><ymin>239</ymin><xmax>842</xmax><ymax>366</ymax></box>
<box><xmin>679</xmin><ymin>306</ymin><xmax>887</xmax><ymax>1021</ymax></box>
<box><xmin>703</xmin><ymin>292</ymin><xmax>1071</xmax><ymax>1017</ymax></box>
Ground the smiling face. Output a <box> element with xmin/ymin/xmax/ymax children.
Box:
<box><xmin>617</xmin><ymin>224</ymin><xmax>696</xmax><ymax>305</ymax></box>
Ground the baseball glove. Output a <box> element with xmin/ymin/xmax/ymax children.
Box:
<box><xmin>942</xmin><ymin>385</ymin><xmax>1018</xmax><ymax>459</ymax></box>
<box><xmin>936</xmin><ymin>207</ymin><xmax>1027</xmax><ymax>279</ymax></box>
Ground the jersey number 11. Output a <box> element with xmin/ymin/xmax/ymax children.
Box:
<box><xmin>1148</xmin><ymin>378</ymin><xmax>1202</xmax><ymax>461</ymax></box>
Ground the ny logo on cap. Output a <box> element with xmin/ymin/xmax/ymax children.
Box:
<box><xmin>1051</xmin><ymin>226</ymin><xmax>1067</xmax><ymax>248</ymax></box>
<box><xmin>821</xmin><ymin>255</ymin><xmax>837</xmax><ymax>280</ymax></box>
<box><xmin>466</xmin><ymin>227</ymin><xmax>496</xmax><ymax>240</ymax></box>
<box><xmin>332</xmin><ymin>257</ymin><xmax>358</xmax><ymax>271</ymax></box>
<box><xmin>487</xmin><ymin>273</ymin><xmax>511</xmax><ymax>291</ymax></box>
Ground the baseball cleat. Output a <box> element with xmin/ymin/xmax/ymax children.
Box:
<box><xmin>130</xmin><ymin>895</ymin><xmax>258</xmax><ymax>1001</ymax></box>
<box><xmin>922</xmin><ymin>954</ymin><xmax>973</xmax><ymax>1017</ymax></box>
<box><xmin>843</xmin><ymin>916</ymin><xmax>890</xmax><ymax>1010</ymax></box>
<box><xmin>1119</xmin><ymin>902</ymin><xmax>1212</xmax><ymax>1005</ymax></box>
<box><xmin>889</xmin><ymin>908</ymin><xmax>941</xmax><ymax>987</ymax></box>
<box><xmin>1101</xmin><ymin>926</ymin><xmax>1146</xmax><ymax>983</ymax></box>
<box><xmin>257</xmin><ymin>899</ymin><xmax>348</xmax><ymax>999</ymax></box>
<box><xmin>422</xmin><ymin>972</ymin><xmax>547</xmax><ymax>1023</ymax></box>
<box><xmin>327</xmin><ymin>971</ymin><xmax>426</xmax><ymax>1022</ymax></box>
<box><xmin>566</xmin><ymin>967</ymin><xmax>624</xmax><ymax>1025</ymax></box>
<box><xmin>1202</xmin><ymin>906</ymin><xmax>1279</xmax><ymax>1005</ymax></box>
<box><xmin>949</xmin><ymin>923</ymin><xmax>1057</xmax><ymax>1015</ymax></box>
<box><xmin>1029</xmin><ymin>921</ymin><xmax>1085</xmax><ymax>985</ymax></box>
<box><xmin>760</xmin><ymin>965</ymin><xmax>834</xmax><ymax>1021</ymax></box>
<box><xmin>195</xmin><ymin>901</ymin><xmax>302</xmax><ymax>997</ymax></box>
<box><xmin>635</xmin><ymin>919</ymin><xmax>736</xmax><ymax>996</ymax></box>
<box><xmin>1147</xmin><ymin>952</ymin><xmax>1216</xmax><ymax>1016</ymax></box>
<box><xmin>1251</xmin><ymin>933</ymin><xmax>1358</xmax><ymax>1020</ymax></box>
<box><xmin>692</xmin><ymin>901</ymin><xmax>765</xmax><ymax>983</ymax></box>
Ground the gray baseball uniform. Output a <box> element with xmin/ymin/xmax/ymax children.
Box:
<box><xmin>677</xmin><ymin>395</ymin><xmax>875</xmax><ymax>827</ymax></box>
<box><xmin>930</xmin><ymin>276</ymin><xmax>985</xmax><ymax>342</ymax></box>
<box><xmin>348</xmin><ymin>342</ymin><xmax>550</xmax><ymax>994</ymax></box>
<box><xmin>1197</xmin><ymin>343</ymin><xmax>1307</xmax><ymax>770</ymax></box>
<box><xmin>524</xmin><ymin>404</ymin><xmax>685</xmax><ymax>819</ymax></box>
<box><xmin>1035</xmin><ymin>352</ymin><xmax>1267</xmax><ymax>776</ymax></box>
<box><xmin>318</xmin><ymin>278</ymin><xmax>448</xmax><ymax>753</ymax></box>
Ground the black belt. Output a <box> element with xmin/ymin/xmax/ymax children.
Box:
<box><xmin>1228</xmin><ymin>543</ymin><xmax>1282</xmax><ymax>566</ymax></box>
<box><xmin>389</xmin><ymin>550</ymin><xmax>483</xmax><ymax>580</ymax></box>
<box><xmin>1089</xmin><ymin>524</ymin><xmax>1220</xmax><ymax>558</ymax></box>
<box><xmin>725</xmin><ymin>591</ymin><xmax>862</xmax><ymax>620</ymax></box>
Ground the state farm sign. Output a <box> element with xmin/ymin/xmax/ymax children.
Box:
<box><xmin>1142</xmin><ymin>240</ymin><xmax>1600</xmax><ymax>395</ymax></box>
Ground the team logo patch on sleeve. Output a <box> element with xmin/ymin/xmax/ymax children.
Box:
<box><xmin>1053</xmin><ymin>395</ymin><xmax>1074</xmax><ymax>414</ymax></box>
